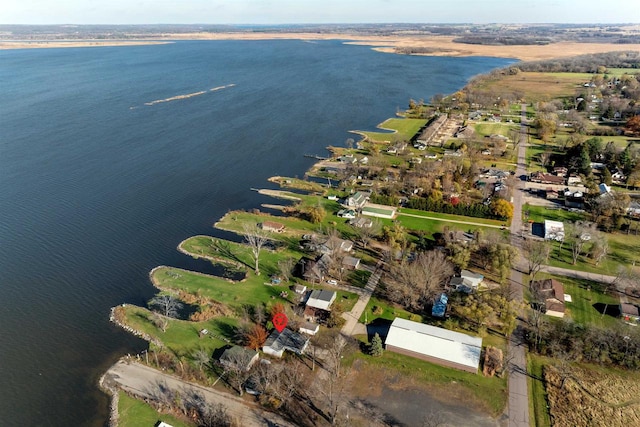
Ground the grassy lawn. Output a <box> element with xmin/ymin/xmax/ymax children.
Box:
<box><xmin>545</xmin><ymin>232</ymin><xmax>640</xmax><ymax>276</ymax></box>
<box><xmin>524</xmin><ymin>204</ymin><xmax>587</xmax><ymax>224</ymax></box>
<box><xmin>348</xmin><ymin>339</ymin><xmax>508</xmax><ymax>417</ymax></box>
<box><xmin>358</xmin><ymin>295</ymin><xmax>422</xmax><ymax>323</ymax></box>
<box><xmin>152</xmin><ymin>266</ymin><xmax>291</xmax><ymax>308</ymax></box>
<box><xmin>121</xmin><ymin>305</ymin><xmax>236</xmax><ymax>355</ymax></box>
<box><xmin>118</xmin><ymin>391</ymin><xmax>194</xmax><ymax>427</ymax></box>
<box><xmin>605</xmin><ymin>68</ymin><xmax>640</xmax><ymax>77</ymax></box>
<box><xmin>527</xmin><ymin>355</ymin><xmax>551</xmax><ymax>427</ymax></box>
<box><xmin>535</xmin><ymin>273</ymin><xmax>620</xmax><ymax>328</ymax></box>
<box><xmin>473</xmin><ymin>122</ymin><xmax>518</xmax><ymax>138</ymax></box>
<box><xmin>355</xmin><ymin>118</ymin><xmax>427</xmax><ymax>143</ymax></box>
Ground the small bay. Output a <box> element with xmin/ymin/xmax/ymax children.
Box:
<box><xmin>0</xmin><ymin>40</ymin><xmax>514</xmax><ymax>426</ymax></box>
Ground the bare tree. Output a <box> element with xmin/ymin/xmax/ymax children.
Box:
<box><xmin>565</xmin><ymin>222</ymin><xmax>591</xmax><ymax>265</ymax></box>
<box><xmin>151</xmin><ymin>312</ymin><xmax>169</xmax><ymax>333</ymax></box>
<box><xmin>277</xmin><ymin>257</ymin><xmax>296</xmax><ymax>282</ymax></box>
<box><xmin>149</xmin><ymin>294</ymin><xmax>183</xmax><ymax>317</ymax></box>
<box><xmin>314</xmin><ymin>334</ymin><xmax>351</xmax><ymax>425</ymax></box>
<box><xmin>523</xmin><ymin>239</ymin><xmax>551</xmax><ymax>281</ymax></box>
<box><xmin>388</xmin><ymin>250</ymin><xmax>454</xmax><ymax>310</ymax></box>
<box><xmin>351</xmin><ymin>219</ymin><xmax>382</xmax><ymax>249</ymax></box>
<box><xmin>192</xmin><ymin>348</ymin><xmax>211</xmax><ymax>371</ymax></box>
<box><xmin>197</xmin><ymin>402</ymin><xmax>232</xmax><ymax>427</ymax></box>
<box><xmin>243</xmin><ymin>224</ymin><xmax>269</xmax><ymax>275</ymax></box>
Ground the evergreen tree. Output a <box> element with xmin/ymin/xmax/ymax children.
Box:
<box><xmin>369</xmin><ymin>333</ymin><xmax>384</xmax><ymax>357</ymax></box>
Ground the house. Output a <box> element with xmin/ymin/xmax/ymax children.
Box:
<box><xmin>460</xmin><ymin>270</ymin><xmax>484</xmax><ymax>289</ymax></box>
<box><xmin>337</xmin><ymin>209</ymin><xmax>356</xmax><ymax>219</ymax></box>
<box><xmin>530</xmin><ymin>172</ymin><xmax>565</xmax><ymax>185</ymax></box>
<box><xmin>321</xmin><ymin>237</ymin><xmax>353</xmax><ymax>254</ymax></box>
<box><xmin>531</xmin><ymin>279</ymin><xmax>566</xmax><ymax>318</ymax></box>
<box><xmin>612</xmin><ymin>169</ymin><xmax>626</xmax><ymax>183</ymax></box>
<box><xmin>443</xmin><ymin>149</ymin><xmax>463</xmax><ymax>157</ymax></box>
<box><xmin>567</xmin><ymin>175</ymin><xmax>582</xmax><ymax>185</ymax></box>
<box><xmin>263</xmin><ymin>328</ymin><xmax>309</xmax><ymax>358</ymax></box>
<box><xmin>293</xmin><ymin>284</ymin><xmax>307</xmax><ymax>295</ymax></box>
<box><xmin>599</xmin><ymin>183</ymin><xmax>612</xmax><ymax>195</ymax></box>
<box><xmin>628</xmin><ymin>201</ymin><xmax>640</xmax><ymax>217</ymax></box>
<box><xmin>620</xmin><ymin>303</ymin><xmax>640</xmax><ymax>323</ymax></box>
<box><xmin>219</xmin><ymin>346</ymin><xmax>259</xmax><ymax>371</ymax></box>
<box><xmin>339</xmin><ymin>155</ymin><xmax>357</xmax><ymax>164</ymax></box>
<box><xmin>564</xmin><ymin>193</ymin><xmax>585</xmax><ymax>209</ymax></box>
<box><xmin>431</xmin><ymin>293</ymin><xmax>448</xmax><ymax>318</ymax></box>
<box><xmin>384</xmin><ymin>318</ymin><xmax>482</xmax><ymax>374</ymax></box>
<box><xmin>306</xmin><ymin>289</ymin><xmax>337</xmax><ymax>311</ymax></box>
<box><xmin>342</xmin><ymin>256</ymin><xmax>361</xmax><ymax>270</ymax></box>
<box><xmin>450</xmin><ymin>277</ymin><xmax>474</xmax><ymax>293</ymax></box>
<box><xmin>299</xmin><ymin>254</ymin><xmax>332</xmax><ymax>282</ymax></box>
<box><xmin>349</xmin><ymin>217</ymin><xmax>373</xmax><ymax>228</ymax></box>
<box><xmin>543</xmin><ymin>188</ymin><xmax>559</xmax><ymax>200</ymax></box>
<box><xmin>261</xmin><ymin>221</ymin><xmax>285</xmax><ymax>233</ymax></box>
<box><xmin>345</xmin><ymin>191</ymin><xmax>370</xmax><ymax>209</ymax></box>
<box><xmin>299</xmin><ymin>321</ymin><xmax>320</xmax><ymax>336</ymax></box>
<box><xmin>553</xmin><ymin>167</ymin><xmax>568</xmax><ymax>176</ymax></box>
<box><xmin>544</xmin><ymin>220</ymin><xmax>565</xmax><ymax>241</ymax></box>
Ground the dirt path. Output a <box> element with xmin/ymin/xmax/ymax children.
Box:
<box><xmin>103</xmin><ymin>359</ymin><xmax>295</xmax><ymax>427</ymax></box>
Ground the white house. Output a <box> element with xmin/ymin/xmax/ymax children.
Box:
<box><xmin>299</xmin><ymin>321</ymin><xmax>320</xmax><ymax>336</ymax></box>
<box><xmin>544</xmin><ymin>220</ymin><xmax>565</xmax><ymax>241</ymax></box>
<box><xmin>460</xmin><ymin>270</ymin><xmax>484</xmax><ymax>289</ymax></box>
<box><xmin>345</xmin><ymin>191</ymin><xmax>370</xmax><ymax>209</ymax></box>
<box><xmin>384</xmin><ymin>318</ymin><xmax>482</xmax><ymax>373</ymax></box>
<box><xmin>305</xmin><ymin>290</ymin><xmax>337</xmax><ymax>311</ymax></box>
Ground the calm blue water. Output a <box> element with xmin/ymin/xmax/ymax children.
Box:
<box><xmin>0</xmin><ymin>40</ymin><xmax>514</xmax><ymax>426</ymax></box>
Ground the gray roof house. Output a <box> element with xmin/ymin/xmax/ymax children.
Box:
<box><xmin>219</xmin><ymin>346</ymin><xmax>259</xmax><ymax>371</ymax></box>
<box><xmin>306</xmin><ymin>289</ymin><xmax>337</xmax><ymax>311</ymax></box>
<box><xmin>262</xmin><ymin>328</ymin><xmax>309</xmax><ymax>358</ymax></box>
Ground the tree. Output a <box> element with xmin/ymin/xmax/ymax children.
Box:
<box><xmin>243</xmin><ymin>324</ymin><xmax>268</xmax><ymax>350</ymax></box>
<box><xmin>277</xmin><ymin>257</ymin><xmax>295</xmax><ymax>282</ymax></box>
<box><xmin>368</xmin><ymin>333</ymin><xmax>384</xmax><ymax>357</ymax></box>
<box><xmin>192</xmin><ymin>348</ymin><xmax>211</xmax><ymax>371</ymax></box>
<box><xmin>491</xmin><ymin>199</ymin><xmax>513</xmax><ymax>220</ymax></box>
<box><xmin>564</xmin><ymin>222</ymin><xmax>592</xmax><ymax>265</ymax></box>
<box><xmin>388</xmin><ymin>250</ymin><xmax>454</xmax><ymax>310</ymax></box>
<box><xmin>626</xmin><ymin>115</ymin><xmax>640</xmax><ymax>135</ymax></box>
<box><xmin>149</xmin><ymin>294</ymin><xmax>183</xmax><ymax>319</ymax></box>
<box><xmin>197</xmin><ymin>402</ymin><xmax>232</xmax><ymax>427</ymax></box>
<box><xmin>351</xmin><ymin>219</ymin><xmax>382</xmax><ymax>249</ymax></box>
<box><xmin>523</xmin><ymin>239</ymin><xmax>551</xmax><ymax>281</ymax></box>
<box><xmin>242</xmin><ymin>224</ymin><xmax>269</xmax><ymax>275</ymax></box>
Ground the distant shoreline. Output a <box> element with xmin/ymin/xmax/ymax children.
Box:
<box><xmin>0</xmin><ymin>40</ymin><xmax>171</xmax><ymax>50</ymax></box>
<box><xmin>3</xmin><ymin>32</ymin><xmax>640</xmax><ymax>61</ymax></box>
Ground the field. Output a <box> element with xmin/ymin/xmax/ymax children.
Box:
<box><xmin>477</xmin><ymin>72</ymin><xmax>594</xmax><ymax>102</ymax></box>
<box><xmin>473</xmin><ymin>122</ymin><xmax>518</xmax><ymax>138</ymax></box>
<box><xmin>524</xmin><ymin>204</ymin><xmax>587</xmax><ymax>223</ymax></box>
<box><xmin>354</xmin><ymin>118</ymin><xmax>427</xmax><ymax>143</ymax></box>
<box><xmin>347</xmin><ymin>339</ymin><xmax>508</xmax><ymax>417</ymax></box>
<box><xmin>544</xmin><ymin>363</ymin><xmax>640</xmax><ymax>427</ymax></box>
<box><xmin>118</xmin><ymin>391</ymin><xmax>193</xmax><ymax>427</ymax></box>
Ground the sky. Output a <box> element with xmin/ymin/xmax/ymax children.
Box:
<box><xmin>1</xmin><ymin>0</ymin><xmax>639</xmax><ymax>25</ymax></box>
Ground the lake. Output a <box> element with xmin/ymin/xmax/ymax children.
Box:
<box><xmin>0</xmin><ymin>40</ymin><xmax>514</xmax><ymax>426</ymax></box>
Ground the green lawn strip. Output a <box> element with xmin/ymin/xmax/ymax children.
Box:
<box><xmin>349</xmin><ymin>337</ymin><xmax>507</xmax><ymax>417</ymax></box>
<box><xmin>398</xmin><ymin>207</ymin><xmax>505</xmax><ymax>226</ymax></box>
<box><xmin>122</xmin><ymin>305</ymin><xmax>235</xmax><ymax>356</ymax></box>
<box><xmin>268</xmin><ymin>176</ymin><xmax>327</xmax><ymax>193</ymax></box>
<box><xmin>355</xmin><ymin>118</ymin><xmax>427</xmax><ymax>143</ymax></box>
<box><xmin>347</xmin><ymin>269</ymin><xmax>372</xmax><ymax>289</ymax></box>
<box><xmin>523</xmin><ymin>205</ymin><xmax>587</xmax><ymax>224</ymax></box>
<box><xmin>535</xmin><ymin>273</ymin><xmax>620</xmax><ymax>328</ymax></box>
<box><xmin>605</xmin><ymin>68</ymin><xmax>640</xmax><ymax>77</ymax></box>
<box><xmin>118</xmin><ymin>391</ymin><xmax>194</xmax><ymax>427</ymax></box>
<box><xmin>527</xmin><ymin>354</ymin><xmax>551</xmax><ymax>427</ymax></box>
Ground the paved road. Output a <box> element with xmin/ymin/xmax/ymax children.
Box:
<box><xmin>507</xmin><ymin>104</ymin><xmax>530</xmax><ymax>427</ymax></box>
<box><xmin>104</xmin><ymin>360</ymin><xmax>295</xmax><ymax>427</ymax></box>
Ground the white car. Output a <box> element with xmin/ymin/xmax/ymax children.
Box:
<box><xmin>327</xmin><ymin>279</ymin><xmax>338</xmax><ymax>286</ymax></box>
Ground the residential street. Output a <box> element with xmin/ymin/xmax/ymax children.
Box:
<box><xmin>103</xmin><ymin>359</ymin><xmax>295</xmax><ymax>427</ymax></box>
<box><xmin>507</xmin><ymin>104</ymin><xmax>530</xmax><ymax>427</ymax></box>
